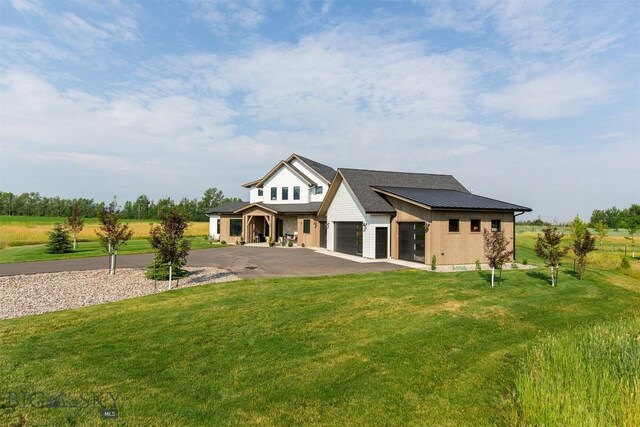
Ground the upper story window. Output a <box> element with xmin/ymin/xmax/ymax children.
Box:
<box><xmin>270</xmin><ymin>187</ymin><xmax>277</xmax><ymax>200</ymax></box>
<box><xmin>470</xmin><ymin>219</ymin><xmax>481</xmax><ymax>232</ymax></box>
<box><xmin>449</xmin><ymin>219</ymin><xmax>460</xmax><ymax>232</ymax></box>
<box><xmin>315</xmin><ymin>186</ymin><xmax>323</xmax><ymax>195</ymax></box>
<box><xmin>258</xmin><ymin>189</ymin><xmax>263</xmax><ymax>197</ymax></box>
<box><xmin>282</xmin><ymin>187</ymin><xmax>289</xmax><ymax>200</ymax></box>
<box><xmin>491</xmin><ymin>219</ymin><xmax>501</xmax><ymax>232</ymax></box>
<box><xmin>293</xmin><ymin>186</ymin><xmax>300</xmax><ymax>200</ymax></box>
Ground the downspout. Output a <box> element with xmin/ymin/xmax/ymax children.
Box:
<box><xmin>514</xmin><ymin>211</ymin><xmax>526</xmax><ymax>260</ymax></box>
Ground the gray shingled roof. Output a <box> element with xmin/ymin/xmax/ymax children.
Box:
<box><xmin>293</xmin><ymin>154</ymin><xmax>336</xmax><ymax>182</ymax></box>
<box><xmin>339</xmin><ymin>168</ymin><xmax>469</xmax><ymax>213</ymax></box>
<box><xmin>205</xmin><ymin>201</ymin><xmax>249</xmax><ymax>214</ymax></box>
<box><xmin>375</xmin><ymin>186</ymin><xmax>531</xmax><ymax>212</ymax></box>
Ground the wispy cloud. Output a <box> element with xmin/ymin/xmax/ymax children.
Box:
<box><xmin>189</xmin><ymin>0</ymin><xmax>273</xmax><ymax>33</ymax></box>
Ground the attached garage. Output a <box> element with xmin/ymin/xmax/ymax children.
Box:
<box><xmin>399</xmin><ymin>222</ymin><xmax>426</xmax><ymax>263</ymax></box>
<box><xmin>334</xmin><ymin>222</ymin><xmax>363</xmax><ymax>256</ymax></box>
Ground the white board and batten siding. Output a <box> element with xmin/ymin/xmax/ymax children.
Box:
<box><xmin>262</xmin><ymin>167</ymin><xmax>311</xmax><ymax>204</ymax></box>
<box><xmin>290</xmin><ymin>159</ymin><xmax>329</xmax><ymax>203</ymax></box>
<box><xmin>326</xmin><ymin>180</ymin><xmax>391</xmax><ymax>258</ymax></box>
<box><xmin>208</xmin><ymin>214</ymin><xmax>220</xmax><ymax>240</ymax></box>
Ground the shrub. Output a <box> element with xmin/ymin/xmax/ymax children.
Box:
<box><xmin>288</xmin><ymin>241</ymin><xmax>293</xmax><ymax>247</ymax></box>
<box><xmin>301</xmin><ymin>242</ymin><xmax>305</xmax><ymax>248</ymax></box>
<box><xmin>511</xmin><ymin>263</ymin><xmax>519</xmax><ymax>269</ymax></box>
<box><xmin>145</xmin><ymin>255</ymin><xmax>188</xmax><ymax>280</ymax></box>
<box><xmin>431</xmin><ymin>255</ymin><xmax>437</xmax><ymax>271</ymax></box>
<box><xmin>621</xmin><ymin>256</ymin><xmax>631</xmax><ymax>269</ymax></box>
<box><xmin>522</xmin><ymin>258</ymin><xmax>529</xmax><ymax>265</ymax></box>
<box><xmin>221</xmin><ymin>240</ymin><xmax>226</xmax><ymax>245</ymax></box>
<box><xmin>475</xmin><ymin>259</ymin><xmax>482</xmax><ymax>271</ymax></box>
<box><xmin>46</xmin><ymin>223</ymin><xmax>73</xmax><ymax>254</ymax></box>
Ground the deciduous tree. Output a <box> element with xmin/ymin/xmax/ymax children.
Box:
<box><xmin>593</xmin><ymin>222</ymin><xmax>608</xmax><ymax>247</ymax></box>
<box><xmin>570</xmin><ymin>216</ymin><xmax>596</xmax><ymax>279</ymax></box>
<box><xmin>146</xmin><ymin>208</ymin><xmax>191</xmax><ymax>284</ymax></box>
<box><xmin>96</xmin><ymin>202</ymin><xmax>133</xmax><ymax>275</ymax></box>
<box><xmin>482</xmin><ymin>229</ymin><xmax>513</xmax><ymax>288</ymax></box>
<box><xmin>66</xmin><ymin>202</ymin><xmax>84</xmax><ymax>250</ymax></box>
<box><xmin>534</xmin><ymin>227</ymin><xmax>570</xmax><ymax>287</ymax></box>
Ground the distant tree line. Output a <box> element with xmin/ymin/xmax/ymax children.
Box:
<box><xmin>589</xmin><ymin>204</ymin><xmax>640</xmax><ymax>230</ymax></box>
<box><xmin>0</xmin><ymin>188</ymin><xmax>242</xmax><ymax>221</ymax></box>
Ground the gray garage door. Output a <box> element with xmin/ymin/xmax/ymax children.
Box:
<box><xmin>334</xmin><ymin>222</ymin><xmax>363</xmax><ymax>256</ymax></box>
<box><xmin>399</xmin><ymin>222</ymin><xmax>426</xmax><ymax>263</ymax></box>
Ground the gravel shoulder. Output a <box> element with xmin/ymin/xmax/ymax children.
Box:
<box><xmin>0</xmin><ymin>267</ymin><xmax>239</xmax><ymax>320</ymax></box>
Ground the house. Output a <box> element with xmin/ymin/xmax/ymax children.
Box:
<box><xmin>206</xmin><ymin>154</ymin><xmax>531</xmax><ymax>265</ymax></box>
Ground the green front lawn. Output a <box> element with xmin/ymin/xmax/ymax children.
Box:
<box><xmin>0</xmin><ymin>238</ymin><xmax>225</xmax><ymax>264</ymax></box>
<box><xmin>1</xmin><ymin>267</ymin><xmax>638</xmax><ymax>426</ymax></box>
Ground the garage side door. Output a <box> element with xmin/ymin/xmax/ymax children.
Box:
<box><xmin>399</xmin><ymin>222</ymin><xmax>426</xmax><ymax>263</ymax></box>
<box><xmin>334</xmin><ymin>222</ymin><xmax>363</xmax><ymax>256</ymax></box>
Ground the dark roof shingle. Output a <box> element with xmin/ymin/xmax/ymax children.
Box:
<box><xmin>375</xmin><ymin>186</ymin><xmax>531</xmax><ymax>212</ymax></box>
<box><xmin>339</xmin><ymin>168</ymin><xmax>469</xmax><ymax>213</ymax></box>
<box><xmin>292</xmin><ymin>154</ymin><xmax>337</xmax><ymax>182</ymax></box>
<box><xmin>205</xmin><ymin>201</ymin><xmax>249</xmax><ymax>214</ymax></box>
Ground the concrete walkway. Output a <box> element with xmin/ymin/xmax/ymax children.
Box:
<box><xmin>0</xmin><ymin>246</ymin><xmax>406</xmax><ymax>279</ymax></box>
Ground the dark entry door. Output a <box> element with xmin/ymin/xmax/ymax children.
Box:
<box><xmin>399</xmin><ymin>222</ymin><xmax>426</xmax><ymax>263</ymax></box>
<box><xmin>375</xmin><ymin>227</ymin><xmax>388</xmax><ymax>259</ymax></box>
<box><xmin>275</xmin><ymin>218</ymin><xmax>284</xmax><ymax>238</ymax></box>
<box><xmin>319</xmin><ymin>221</ymin><xmax>327</xmax><ymax>248</ymax></box>
<box><xmin>334</xmin><ymin>222</ymin><xmax>363</xmax><ymax>256</ymax></box>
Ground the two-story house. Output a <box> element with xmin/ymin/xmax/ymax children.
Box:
<box><xmin>206</xmin><ymin>154</ymin><xmax>532</xmax><ymax>265</ymax></box>
<box><xmin>206</xmin><ymin>154</ymin><xmax>335</xmax><ymax>246</ymax></box>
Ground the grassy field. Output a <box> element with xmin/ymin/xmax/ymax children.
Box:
<box><xmin>0</xmin><ymin>237</ymin><xmax>225</xmax><ymax>264</ymax></box>
<box><xmin>0</xmin><ymin>216</ymin><xmax>210</xmax><ymax>247</ymax></box>
<box><xmin>1</xmin><ymin>247</ymin><xmax>639</xmax><ymax>425</ymax></box>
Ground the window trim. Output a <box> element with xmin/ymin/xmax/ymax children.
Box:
<box><xmin>448</xmin><ymin>218</ymin><xmax>460</xmax><ymax>233</ymax></box>
<box><xmin>293</xmin><ymin>186</ymin><xmax>300</xmax><ymax>200</ymax></box>
<box><xmin>282</xmin><ymin>187</ymin><xmax>289</xmax><ymax>201</ymax></box>
<box><xmin>470</xmin><ymin>219</ymin><xmax>481</xmax><ymax>233</ymax></box>
<box><xmin>229</xmin><ymin>218</ymin><xmax>243</xmax><ymax>237</ymax></box>
<box><xmin>303</xmin><ymin>219</ymin><xmax>311</xmax><ymax>234</ymax></box>
<box><xmin>270</xmin><ymin>187</ymin><xmax>277</xmax><ymax>201</ymax></box>
<box><xmin>258</xmin><ymin>189</ymin><xmax>263</xmax><ymax>197</ymax></box>
<box><xmin>315</xmin><ymin>186</ymin><xmax>323</xmax><ymax>195</ymax></box>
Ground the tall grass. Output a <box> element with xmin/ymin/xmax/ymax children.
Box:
<box><xmin>0</xmin><ymin>216</ymin><xmax>209</xmax><ymax>246</ymax></box>
<box><xmin>512</xmin><ymin>316</ymin><xmax>640</xmax><ymax>426</ymax></box>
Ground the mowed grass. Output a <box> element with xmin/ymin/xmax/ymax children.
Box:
<box><xmin>0</xmin><ymin>216</ymin><xmax>209</xmax><ymax>247</ymax></box>
<box><xmin>0</xmin><ymin>237</ymin><xmax>225</xmax><ymax>264</ymax></box>
<box><xmin>1</xmin><ymin>266</ymin><xmax>639</xmax><ymax>426</ymax></box>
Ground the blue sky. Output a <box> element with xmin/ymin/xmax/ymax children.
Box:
<box><xmin>1</xmin><ymin>0</ymin><xmax>638</xmax><ymax>221</ymax></box>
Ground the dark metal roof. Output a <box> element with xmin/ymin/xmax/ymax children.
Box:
<box><xmin>339</xmin><ymin>168</ymin><xmax>469</xmax><ymax>213</ymax></box>
<box><xmin>205</xmin><ymin>201</ymin><xmax>249</xmax><ymax>214</ymax></box>
<box><xmin>292</xmin><ymin>154</ymin><xmax>336</xmax><ymax>182</ymax></box>
<box><xmin>375</xmin><ymin>186</ymin><xmax>532</xmax><ymax>212</ymax></box>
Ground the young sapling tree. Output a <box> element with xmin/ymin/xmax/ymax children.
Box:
<box><xmin>146</xmin><ymin>208</ymin><xmax>191</xmax><ymax>287</ymax></box>
<box><xmin>66</xmin><ymin>202</ymin><xmax>84</xmax><ymax>250</ymax></box>
<box><xmin>96</xmin><ymin>202</ymin><xmax>133</xmax><ymax>275</ymax></box>
<box><xmin>534</xmin><ymin>227</ymin><xmax>570</xmax><ymax>287</ymax></box>
<box><xmin>482</xmin><ymin>229</ymin><xmax>513</xmax><ymax>288</ymax></box>
<box><xmin>593</xmin><ymin>222</ymin><xmax>608</xmax><ymax>247</ymax></box>
<box><xmin>46</xmin><ymin>223</ymin><xmax>73</xmax><ymax>254</ymax></box>
<box><xmin>570</xmin><ymin>216</ymin><xmax>596</xmax><ymax>279</ymax></box>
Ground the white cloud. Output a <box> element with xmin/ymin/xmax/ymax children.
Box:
<box><xmin>479</xmin><ymin>70</ymin><xmax>611</xmax><ymax>120</ymax></box>
<box><xmin>189</xmin><ymin>0</ymin><xmax>273</xmax><ymax>33</ymax></box>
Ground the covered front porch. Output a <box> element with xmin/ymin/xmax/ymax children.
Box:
<box><xmin>240</xmin><ymin>205</ymin><xmax>298</xmax><ymax>244</ymax></box>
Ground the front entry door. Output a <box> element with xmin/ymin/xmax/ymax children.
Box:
<box><xmin>319</xmin><ymin>221</ymin><xmax>327</xmax><ymax>248</ymax></box>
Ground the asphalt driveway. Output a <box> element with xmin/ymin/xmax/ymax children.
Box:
<box><xmin>0</xmin><ymin>246</ymin><xmax>406</xmax><ymax>279</ymax></box>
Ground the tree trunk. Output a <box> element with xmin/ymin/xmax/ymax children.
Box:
<box><xmin>73</xmin><ymin>234</ymin><xmax>77</xmax><ymax>250</ymax></box>
<box><xmin>491</xmin><ymin>267</ymin><xmax>495</xmax><ymax>288</ymax></box>
<box><xmin>550</xmin><ymin>266</ymin><xmax>555</xmax><ymax>287</ymax></box>
<box><xmin>168</xmin><ymin>265</ymin><xmax>173</xmax><ymax>290</ymax></box>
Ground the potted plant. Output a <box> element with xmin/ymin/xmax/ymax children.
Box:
<box><xmin>268</xmin><ymin>236</ymin><xmax>275</xmax><ymax>247</ymax></box>
<box><xmin>240</xmin><ymin>235</ymin><xmax>246</xmax><ymax>245</ymax></box>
